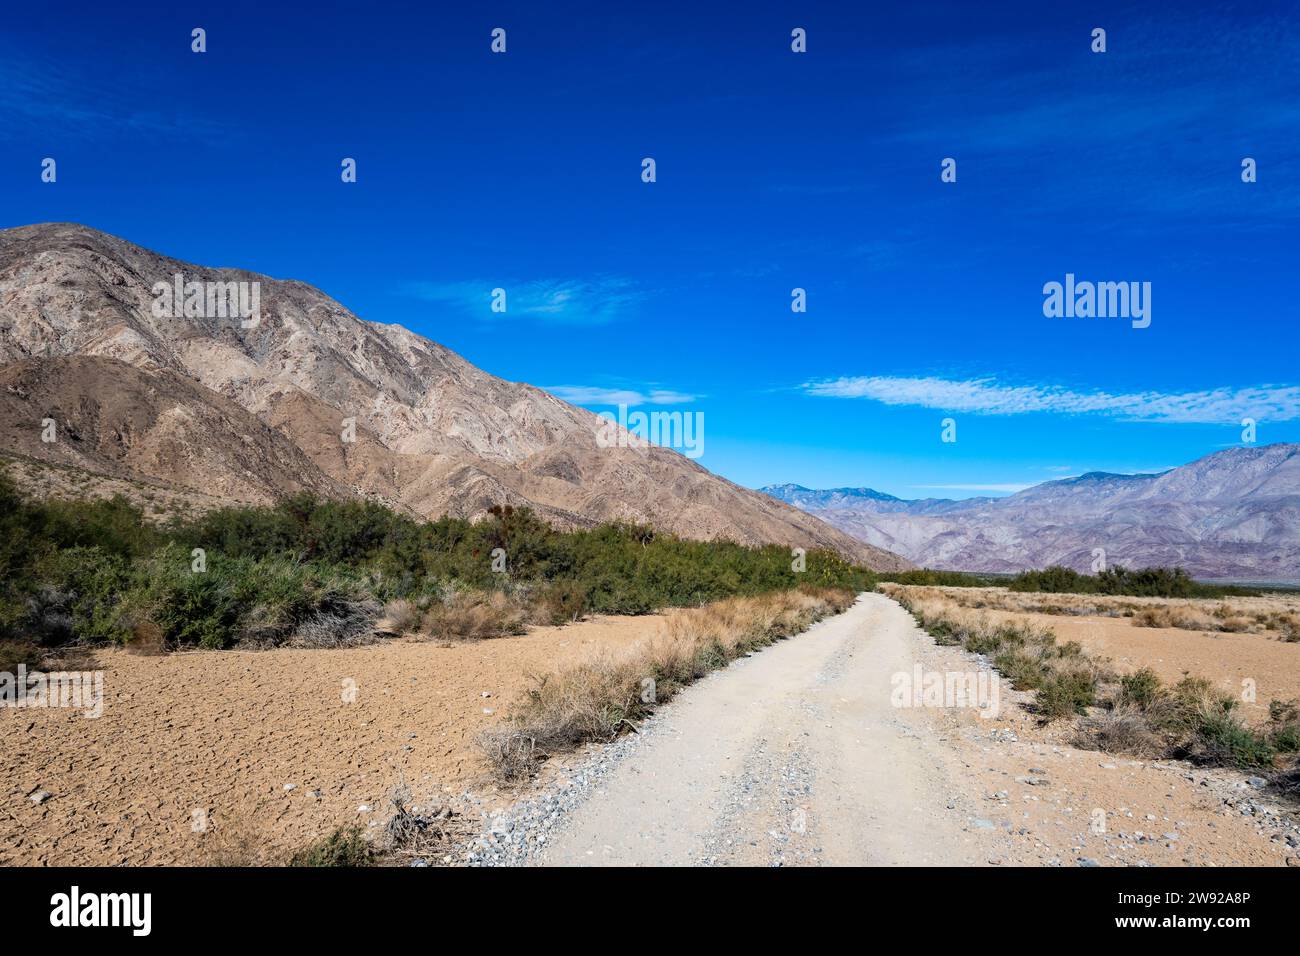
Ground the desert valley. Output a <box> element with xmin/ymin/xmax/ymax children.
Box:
<box><xmin>2</xmin><ymin>224</ymin><xmax>1298</xmax><ymax>870</ymax></box>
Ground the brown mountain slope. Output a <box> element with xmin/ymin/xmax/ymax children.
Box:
<box><xmin>0</xmin><ymin>356</ymin><xmax>344</xmax><ymax>505</ymax></box>
<box><xmin>0</xmin><ymin>222</ymin><xmax>908</xmax><ymax>569</ymax></box>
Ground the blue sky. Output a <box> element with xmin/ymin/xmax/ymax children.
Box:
<box><xmin>3</xmin><ymin>0</ymin><xmax>1298</xmax><ymax>498</ymax></box>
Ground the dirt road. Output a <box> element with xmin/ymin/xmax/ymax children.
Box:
<box><xmin>535</xmin><ymin>593</ymin><xmax>991</xmax><ymax>866</ymax></box>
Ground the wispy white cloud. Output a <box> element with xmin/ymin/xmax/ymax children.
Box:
<box><xmin>547</xmin><ymin>385</ymin><xmax>698</xmax><ymax>407</ymax></box>
<box><xmin>801</xmin><ymin>376</ymin><xmax>1300</xmax><ymax>424</ymax></box>
<box><xmin>0</xmin><ymin>40</ymin><xmax>232</xmax><ymax>141</ymax></box>
<box><xmin>400</xmin><ymin>276</ymin><xmax>642</xmax><ymax>325</ymax></box>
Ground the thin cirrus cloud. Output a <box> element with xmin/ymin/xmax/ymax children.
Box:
<box><xmin>0</xmin><ymin>40</ymin><xmax>231</xmax><ymax>141</ymax></box>
<box><xmin>547</xmin><ymin>385</ymin><xmax>698</xmax><ymax>407</ymax></box>
<box><xmin>801</xmin><ymin>376</ymin><xmax>1300</xmax><ymax>425</ymax></box>
<box><xmin>399</xmin><ymin>276</ymin><xmax>642</xmax><ymax>325</ymax></box>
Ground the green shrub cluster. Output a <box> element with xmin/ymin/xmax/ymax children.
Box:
<box><xmin>0</xmin><ymin>472</ymin><xmax>875</xmax><ymax>653</ymax></box>
<box><xmin>1007</xmin><ymin>564</ymin><xmax>1259</xmax><ymax>599</ymax></box>
<box><xmin>878</xmin><ymin>568</ymin><xmax>1001</xmax><ymax>588</ymax></box>
<box><xmin>879</xmin><ymin>564</ymin><xmax>1263</xmax><ymax>598</ymax></box>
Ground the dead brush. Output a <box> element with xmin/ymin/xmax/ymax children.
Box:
<box><xmin>374</xmin><ymin>598</ymin><xmax>418</xmax><ymax>637</ymax></box>
<box><xmin>480</xmin><ymin>729</ymin><xmax>546</xmax><ymax>782</ymax></box>
<box><xmin>1132</xmin><ymin>603</ymin><xmax>1254</xmax><ymax>633</ymax></box>
<box><xmin>287</xmin><ymin>596</ymin><xmax>383</xmax><ymax>648</ymax></box>
<box><xmin>1133</xmin><ymin>605</ymin><xmax>1186</xmax><ymax>629</ymax></box>
<box><xmin>125</xmin><ymin>617</ymin><xmax>168</xmax><ymax>656</ymax></box>
<box><xmin>420</xmin><ymin>590</ymin><xmax>527</xmax><ymax>641</ymax></box>
<box><xmin>1073</xmin><ymin>703</ymin><xmax>1164</xmax><ymax>757</ymax></box>
<box><xmin>379</xmin><ymin>781</ymin><xmax>471</xmax><ymax>861</ymax></box>
<box><xmin>1277</xmin><ymin>614</ymin><xmax>1300</xmax><ymax>643</ymax></box>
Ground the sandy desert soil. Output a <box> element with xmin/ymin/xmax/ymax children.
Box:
<box><xmin>1</xmin><ymin>614</ymin><xmax>662</xmax><ymax>866</ymax></box>
<box><xmin>7</xmin><ymin>588</ymin><xmax>1299</xmax><ymax>867</ymax></box>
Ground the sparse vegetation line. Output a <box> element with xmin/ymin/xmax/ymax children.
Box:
<box><xmin>881</xmin><ymin>565</ymin><xmax>1269</xmax><ymax>599</ymax></box>
<box><xmin>882</xmin><ymin>584</ymin><xmax>1300</xmax><ymax>788</ymax></box>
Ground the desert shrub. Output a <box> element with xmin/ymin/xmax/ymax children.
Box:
<box><xmin>289</xmin><ymin>825</ymin><xmax>373</xmax><ymax>867</ymax></box>
<box><xmin>1191</xmin><ymin>710</ymin><xmax>1276</xmax><ymax>769</ymax></box>
<box><xmin>1270</xmin><ymin>723</ymin><xmax>1300</xmax><ymax>754</ymax></box>
<box><xmin>1268</xmin><ymin>700</ymin><xmax>1300</xmax><ymax>753</ymax></box>
<box><xmin>964</xmin><ymin>626</ymin><xmax>1008</xmax><ymax>656</ymax></box>
<box><xmin>138</xmin><ymin>546</ymin><xmax>241</xmax><ymax>649</ymax></box>
<box><xmin>1163</xmin><ymin>676</ymin><xmax>1235</xmax><ymax>729</ymax></box>
<box><xmin>229</xmin><ymin>558</ymin><xmax>376</xmax><ymax>647</ymax></box>
<box><xmin>26</xmin><ymin>547</ymin><xmax>134</xmax><ymax>644</ymax></box>
<box><xmin>878</xmin><ymin>569</ymin><xmax>999</xmax><ymax>588</ymax></box>
<box><xmin>529</xmin><ymin>580</ymin><xmax>588</xmax><ymax>625</ymax></box>
<box><xmin>692</xmin><ymin>638</ymin><xmax>728</xmax><ymax>674</ymax></box>
<box><xmin>31</xmin><ymin>495</ymin><xmax>160</xmax><ymax>559</ymax></box>
<box><xmin>1035</xmin><ymin>667</ymin><xmax>1098</xmax><ymax>720</ymax></box>
<box><xmin>1009</xmin><ymin>565</ymin><xmax>1093</xmax><ymax>595</ymax></box>
<box><xmin>992</xmin><ymin>647</ymin><xmax>1051</xmax><ymax>690</ymax></box>
<box><xmin>151</xmin><ymin>577</ymin><xmax>238</xmax><ymax>648</ymax></box>
<box><xmin>889</xmin><ymin>584</ymin><xmax>1106</xmax><ymax>722</ymax></box>
<box><xmin>1270</xmin><ymin>699</ymin><xmax>1299</xmax><ymax>723</ymax></box>
<box><xmin>890</xmin><ymin>581</ymin><xmax>1300</xmax><ymax>776</ymax></box>
<box><xmin>1117</xmin><ymin>668</ymin><xmax>1164</xmax><ymax>709</ymax></box>
<box><xmin>1157</xmin><ymin>677</ymin><xmax>1276</xmax><ymax>769</ymax></box>
<box><xmin>127</xmin><ymin>546</ymin><xmax>379</xmax><ymax>649</ymax></box>
<box><xmin>178</xmin><ymin>494</ymin><xmax>416</xmax><ymax>565</ymax></box>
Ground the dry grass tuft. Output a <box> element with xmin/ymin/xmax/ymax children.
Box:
<box><xmin>197</xmin><ymin>815</ymin><xmax>285</xmax><ymax>867</ymax></box>
<box><xmin>1074</xmin><ymin>704</ymin><xmax>1164</xmax><ymax>756</ymax></box>
<box><xmin>419</xmin><ymin>590</ymin><xmax>527</xmax><ymax>642</ymax></box>
<box><xmin>374</xmin><ymin>598</ymin><xmax>419</xmax><ymax>637</ymax></box>
<box><xmin>1133</xmin><ymin>605</ymin><xmax>1215</xmax><ymax>631</ymax></box>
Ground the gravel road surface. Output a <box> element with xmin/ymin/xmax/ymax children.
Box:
<box><xmin>535</xmin><ymin>593</ymin><xmax>987</xmax><ymax>866</ymax></box>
